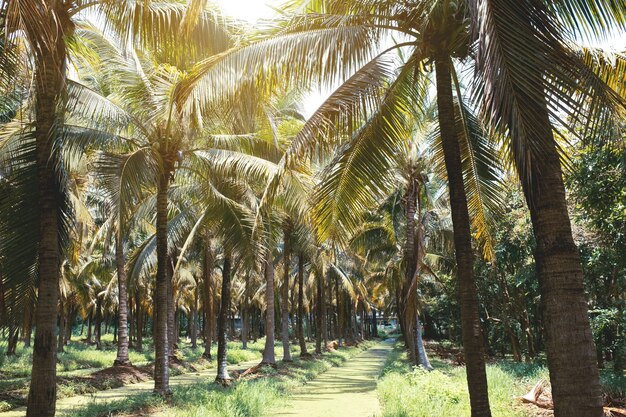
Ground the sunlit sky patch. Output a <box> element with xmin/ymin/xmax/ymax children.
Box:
<box><xmin>214</xmin><ymin>0</ymin><xmax>282</xmax><ymax>24</ymax></box>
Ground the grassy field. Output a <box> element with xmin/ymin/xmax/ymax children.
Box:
<box><xmin>0</xmin><ymin>332</ymin><xmax>316</xmax><ymax>412</ymax></box>
<box><xmin>68</xmin><ymin>341</ymin><xmax>375</xmax><ymax>417</ymax></box>
<box><xmin>377</xmin><ymin>342</ymin><xmax>626</xmax><ymax>417</ymax></box>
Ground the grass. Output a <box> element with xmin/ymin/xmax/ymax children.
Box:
<box><xmin>0</xmin><ymin>331</ymin><xmax>318</xmax><ymax>411</ymax></box>
<box><xmin>70</xmin><ymin>341</ymin><xmax>375</xmax><ymax>417</ymax></box>
<box><xmin>377</xmin><ymin>341</ymin><xmax>626</xmax><ymax>417</ymax></box>
<box><xmin>377</xmin><ymin>343</ymin><xmax>547</xmax><ymax>417</ymax></box>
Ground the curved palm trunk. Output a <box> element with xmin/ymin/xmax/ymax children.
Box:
<box><xmin>435</xmin><ymin>58</ymin><xmax>491</xmax><ymax>417</ymax></box>
<box><xmin>215</xmin><ymin>254</ymin><xmax>232</xmax><ymax>383</ymax></box>
<box><xmin>516</xmin><ymin>108</ymin><xmax>602</xmax><ymax>417</ymax></box>
<box><xmin>297</xmin><ymin>254</ymin><xmax>310</xmax><ymax>357</ymax></box>
<box><xmin>262</xmin><ymin>251</ymin><xmax>276</xmax><ymax>365</ymax></box>
<box><xmin>153</xmin><ymin>170</ymin><xmax>171</xmax><ymax>396</ymax></box>
<box><xmin>281</xmin><ymin>227</ymin><xmax>292</xmax><ymax>362</ymax></box>
<box><xmin>202</xmin><ymin>236</ymin><xmax>213</xmax><ymax>360</ymax></box>
<box><xmin>114</xmin><ymin>234</ymin><xmax>131</xmax><ymax>366</ymax></box>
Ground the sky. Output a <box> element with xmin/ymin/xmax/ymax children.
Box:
<box><xmin>214</xmin><ymin>0</ymin><xmax>283</xmax><ymax>24</ymax></box>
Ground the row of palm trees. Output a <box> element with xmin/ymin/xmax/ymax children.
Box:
<box><xmin>1</xmin><ymin>1</ymin><xmax>624</xmax><ymax>417</ymax></box>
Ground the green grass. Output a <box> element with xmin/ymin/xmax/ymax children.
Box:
<box><xmin>0</xmin><ymin>332</ymin><xmax>311</xmax><ymax>411</ymax></box>
<box><xmin>377</xmin><ymin>344</ymin><xmax>545</xmax><ymax>417</ymax></box>
<box><xmin>377</xmin><ymin>342</ymin><xmax>626</xmax><ymax>417</ymax></box>
<box><xmin>70</xmin><ymin>341</ymin><xmax>374</xmax><ymax>417</ymax></box>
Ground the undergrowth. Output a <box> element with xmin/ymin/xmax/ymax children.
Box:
<box><xmin>71</xmin><ymin>341</ymin><xmax>374</xmax><ymax>417</ymax></box>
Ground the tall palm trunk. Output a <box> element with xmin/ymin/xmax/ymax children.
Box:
<box><xmin>135</xmin><ymin>294</ymin><xmax>143</xmax><ymax>352</ymax></box>
<box><xmin>202</xmin><ymin>236</ymin><xmax>213</xmax><ymax>360</ymax></box>
<box><xmin>371</xmin><ymin>309</ymin><xmax>377</xmax><ymax>338</ymax></box>
<box><xmin>297</xmin><ymin>254</ymin><xmax>310</xmax><ymax>357</ymax></box>
<box><xmin>515</xmin><ymin>105</ymin><xmax>602</xmax><ymax>416</ymax></box>
<box><xmin>215</xmin><ymin>253</ymin><xmax>232</xmax><ymax>383</ymax></box>
<box><xmin>435</xmin><ymin>58</ymin><xmax>491</xmax><ymax>417</ymax></box>
<box><xmin>262</xmin><ymin>250</ymin><xmax>276</xmax><ymax>365</ymax></box>
<box><xmin>25</xmin><ymin>5</ymin><xmax>67</xmax><ymax>415</ymax></box>
<box><xmin>58</xmin><ymin>297</ymin><xmax>66</xmax><ymax>352</ymax></box>
<box><xmin>242</xmin><ymin>273</ymin><xmax>250</xmax><ymax>349</ymax></box>
<box><xmin>167</xmin><ymin>255</ymin><xmax>176</xmax><ymax>357</ymax></box>
<box><xmin>153</xmin><ymin>168</ymin><xmax>171</xmax><ymax>396</ymax></box>
<box><xmin>190</xmin><ymin>284</ymin><xmax>198</xmax><ymax>348</ymax></box>
<box><xmin>315</xmin><ymin>268</ymin><xmax>324</xmax><ymax>354</ymax></box>
<box><xmin>281</xmin><ymin>227</ymin><xmax>292</xmax><ymax>362</ymax></box>
<box><xmin>114</xmin><ymin>233</ymin><xmax>131</xmax><ymax>365</ymax></box>
<box><xmin>403</xmin><ymin>171</ymin><xmax>419</xmax><ymax>365</ymax></box>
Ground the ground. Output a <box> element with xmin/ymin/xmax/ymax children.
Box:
<box><xmin>1</xmin><ymin>336</ymin><xmax>624</xmax><ymax>417</ymax></box>
<box><xmin>274</xmin><ymin>341</ymin><xmax>393</xmax><ymax>417</ymax></box>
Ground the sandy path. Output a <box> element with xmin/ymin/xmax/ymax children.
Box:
<box><xmin>274</xmin><ymin>340</ymin><xmax>393</xmax><ymax>417</ymax></box>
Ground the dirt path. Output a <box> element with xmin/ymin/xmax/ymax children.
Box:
<box><xmin>274</xmin><ymin>340</ymin><xmax>393</xmax><ymax>417</ymax></box>
<box><xmin>0</xmin><ymin>359</ymin><xmax>260</xmax><ymax>417</ymax></box>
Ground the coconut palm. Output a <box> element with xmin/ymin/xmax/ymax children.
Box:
<box><xmin>468</xmin><ymin>2</ymin><xmax>625</xmax><ymax>415</ymax></box>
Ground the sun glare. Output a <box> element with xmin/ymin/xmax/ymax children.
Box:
<box><xmin>214</xmin><ymin>0</ymin><xmax>282</xmax><ymax>24</ymax></box>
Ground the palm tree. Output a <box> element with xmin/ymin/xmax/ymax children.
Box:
<box><xmin>468</xmin><ymin>2</ymin><xmax>626</xmax><ymax>415</ymax></box>
<box><xmin>1</xmin><ymin>2</ymin><xmax>73</xmax><ymax>414</ymax></box>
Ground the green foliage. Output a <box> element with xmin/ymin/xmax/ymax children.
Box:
<box><xmin>568</xmin><ymin>135</ymin><xmax>626</xmax><ymax>372</ymax></box>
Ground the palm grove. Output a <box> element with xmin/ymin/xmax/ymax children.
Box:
<box><xmin>0</xmin><ymin>1</ymin><xmax>624</xmax><ymax>417</ymax></box>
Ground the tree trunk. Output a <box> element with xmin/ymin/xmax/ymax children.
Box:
<box><xmin>23</xmin><ymin>309</ymin><xmax>32</xmax><ymax>348</ymax></box>
<box><xmin>262</xmin><ymin>250</ymin><xmax>276</xmax><ymax>365</ymax></box>
<box><xmin>57</xmin><ymin>298</ymin><xmax>66</xmax><ymax>353</ymax></box>
<box><xmin>315</xmin><ymin>268</ymin><xmax>324</xmax><ymax>354</ymax></box>
<box><xmin>7</xmin><ymin>326</ymin><xmax>19</xmax><ymax>356</ymax></box>
<box><xmin>372</xmin><ymin>309</ymin><xmax>377</xmax><ymax>338</ymax></box>
<box><xmin>435</xmin><ymin>58</ymin><xmax>491</xmax><ymax>417</ymax></box>
<box><xmin>153</xmin><ymin>167</ymin><xmax>171</xmax><ymax>396</ymax></box>
<box><xmin>297</xmin><ymin>254</ymin><xmax>310</xmax><ymax>357</ymax></box>
<box><xmin>281</xmin><ymin>227</ymin><xmax>292</xmax><ymax>362</ymax></box>
<box><xmin>327</xmin><ymin>272</ymin><xmax>334</xmax><ymax>341</ymax></box>
<box><xmin>167</xmin><ymin>256</ymin><xmax>176</xmax><ymax>358</ymax></box>
<box><xmin>514</xmin><ymin>97</ymin><xmax>603</xmax><ymax>417</ymax></box>
<box><xmin>26</xmin><ymin>6</ymin><xmax>67</xmax><ymax>414</ymax></box>
<box><xmin>190</xmin><ymin>284</ymin><xmax>198</xmax><ymax>348</ymax></box>
<box><xmin>135</xmin><ymin>295</ymin><xmax>143</xmax><ymax>352</ymax></box>
<box><xmin>94</xmin><ymin>298</ymin><xmax>102</xmax><ymax>349</ymax></box>
<box><xmin>215</xmin><ymin>253</ymin><xmax>232</xmax><ymax>383</ymax></box>
<box><xmin>86</xmin><ymin>313</ymin><xmax>93</xmax><ymax>343</ymax></box>
<box><xmin>416</xmin><ymin>315</ymin><xmax>432</xmax><ymax>369</ymax></box>
<box><xmin>242</xmin><ymin>273</ymin><xmax>250</xmax><ymax>349</ymax></box>
<box><xmin>203</xmin><ymin>236</ymin><xmax>213</xmax><ymax>360</ymax></box>
<box><xmin>403</xmin><ymin>170</ymin><xmax>419</xmax><ymax>365</ymax></box>
<box><xmin>114</xmin><ymin>233</ymin><xmax>131</xmax><ymax>365</ymax></box>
